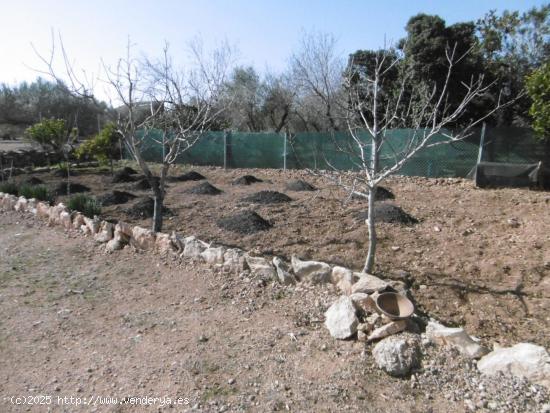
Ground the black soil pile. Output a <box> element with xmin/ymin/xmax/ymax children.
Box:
<box><xmin>52</xmin><ymin>169</ymin><xmax>75</xmax><ymax>177</ymax></box>
<box><xmin>241</xmin><ymin>190</ymin><xmax>291</xmax><ymax>204</ymax></box>
<box><xmin>217</xmin><ymin>210</ymin><xmax>272</xmax><ymax>234</ymax></box>
<box><xmin>170</xmin><ymin>171</ymin><xmax>206</xmax><ymax>182</ymax></box>
<box><xmin>233</xmin><ymin>175</ymin><xmax>263</xmax><ymax>185</ymax></box>
<box><xmin>53</xmin><ymin>182</ymin><xmax>90</xmax><ymax>196</ymax></box>
<box><xmin>133</xmin><ymin>177</ymin><xmax>160</xmax><ymax>190</ymax></box>
<box><xmin>98</xmin><ymin>190</ymin><xmax>136</xmax><ymax>206</ymax></box>
<box><xmin>186</xmin><ymin>182</ymin><xmax>222</xmax><ymax>195</ymax></box>
<box><xmin>127</xmin><ymin>197</ymin><xmax>171</xmax><ymax>219</ymax></box>
<box><xmin>286</xmin><ymin>179</ymin><xmax>316</xmax><ymax>191</ymax></box>
<box><xmin>121</xmin><ymin>166</ymin><xmax>138</xmax><ymax>175</ymax></box>
<box><xmin>352</xmin><ymin>186</ymin><xmax>395</xmax><ymax>201</ymax></box>
<box><xmin>355</xmin><ymin>203</ymin><xmax>418</xmax><ymax>225</ymax></box>
<box><xmin>22</xmin><ymin>176</ymin><xmax>44</xmax><ymax>186</ymax></box>
<box><xmin>112</xmin><ymin>170</ymin><xmax>137</xmax><ymax>183</ymax></box>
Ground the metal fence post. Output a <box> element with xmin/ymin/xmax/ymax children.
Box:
<box><xmin>477</xmin><ymin>122</ymin><xmax>486</xmax><ymax>164</ymax></box>
<box><xmin>283</xmin><ymin>132</ymin><xmax>287</xmax><ymax>171</ymax></box>
<box><xmin>223</xmin><ymin>130</ymin><xmax>228</xmax><ymax>170</ymax></box>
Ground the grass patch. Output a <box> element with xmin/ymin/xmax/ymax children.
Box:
<box><xmin>68</xmin><ymin>194</ymin><xmax>101</xmax><ymax>218</ymax></box>
<box><xmin>18</xmin><ymin>184</ymin><xmax>52</xmax><ymax>202</ymax></box>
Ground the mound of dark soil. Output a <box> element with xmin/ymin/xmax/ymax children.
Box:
<box><xmin>112</xmin><ymin>170</ymin><xmax>137</xmax><ymax>183</ymax></box>
<box><xmin>22</xmin><ymin>176</ymin><xmax>44</xmax><ymax>186</ymax></box>
<box><xmin>170</xmin><ymin>171</ymin><xmax>206</xmax><ymax>182</ymax></box>
<box><xmin>286</xmin><ymin>179</ymin><xmax>316</xmax><ymax>191</ymax></box>
<box><xmin>217</xmin><ymin>210</ymin><xmax>272</xmax><ymax>234</ymax></box>
<box><xmin>186</xmin><ymin>182</ymin><xmax>222</xmax><ymax>195</ymax></box>
<box><xmin>53</xmin><ymin>182</ymin><xmax>90</xmax><ymax>196</ymax></box>
<box><xmin>133</xmin><ymin>177</ymin><xmax>160</xmax><ymax>190</ymax></box>
<box><xmin>233</xmin><ymin>175</ymin><xmax>263</xmax><ymax>185</ymax></box>
<box><xmin>98</xmin><ymin>190</ymin><xmax>136</xmax><ymax>206</ymax></box>
<box><xmin>241</xmin><ymin>190</ymin><xmax>292</xmax><ymax>204</ymax></box>
<box><xmin>351</xmin><ymin>186</ymin><xmax>395</xmax><ymax>201</ymax></box>
<box><xmin>126</xmin><ymin>197</ymin><xmax>171</xmax><ymax>219</ymax></box>
<box><xmin>121</xmin><ymin>166</ymin><xmax>138</xmax><ymax>175</ymax></box>
<box><xmin>355</xmin><ymin>203</ymin><xmax>417</xmax><ymax>225</ymax></box>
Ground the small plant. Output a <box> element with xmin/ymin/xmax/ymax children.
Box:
<box><xmin>18</xmin><ymin>184</ymin><xmax>52</xmax><ymax>202</ymax></box>
<box><xmin>0</xmin><ymin>182</ymin><xmax>19</xmax><ymax>195</ymax></box>
<box><xmin>68</xmin><ymin>194</ymin><xmax>101</xmax><ymax>218</ymax></box>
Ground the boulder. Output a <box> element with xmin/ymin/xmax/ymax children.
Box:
<box><xmin>426</xmin><ymin>320</ymin><xmax>488</xmax><ymax>359</ymax></box>
<box><xmin>26</xmin><ymin>198</ymin><xmax>37</xmax><ymax>213</ymax></box>
<box><xmin>2</xmin><ymin>194</ymin><xmax>17</xmax><ymax>210</ymax></box>
<box><xmin>245</xmin><ymin>254</ymin><xmax>276</xmax><ymax>279</ymax></box>
<box><xmin>223</xmin><ymin>248</ymin><xmax>247</xmax><ymax>273</ymax></box>
<box><xmin>373</xmin><ymin>333</ymin><xmax>421</xmax><ymax>377</ymax></box>
<box><xmin>106</xmin><ymin>223</ymin><xmax>131</xmax><ymax>252</ymax></box>
<box><xmin>291</xmin><ymin>255</ymin><xmax>331</xmax><ymax>284</ymax></box>
<box><xmin>80</xmin><ymin>224</ymin><xmax>91</xmax><ymax>236</ymax></box>
<box><xmin>94</xmin><ymin>221</ymin><xmax>114</xmax><ymax>243</ymax></box>
<box><xmin>349</xmin><ymin>292</ymin><xmax>375</xmax><ymax>312</ymax></box>
<box><xmin>130</xmin><ymin>226</ymin><xmax>156</xmax><ymax>250</ymax></box>
<box><xmin>155</xmin><ymin>232</ymin><xmax>176</xmax><ymax>255</ymax></box>
<box><xmin>116</xmin><ymin>221</ymin><xmax>133</xmax><ymax>238</ymax></box>
<box><xmin>477</xmin><ymin>343</ymin><xmax>550</xmax><ymax>389</ymax></box>
<box><xmin>367</xmin><ymin>320</ymin><xmax>407</xmax><ymax>342</ymax></box>
<box><xmin>351</xmin><ymin>273</ymin><xmax>389</xmax><ymax>294</ymax></box>
<box><xmin>324</xmin><ymin>296</ymin><xmax>359</xmax><ymax>339</ymax></box>
<box><xmin>59</xmin><ymin>211</ymin><xmax>72</xmax><ymax>230</ymax></box>
<box><xmin>201</xmin><ymin>246</ymin><xmax>226</xmax><ymax>265</ymax></box>
<box><xmin>182</xmin><ymin>236</ymin><xmax>208</xmax><ymax>258</ymax></box>
<box><xmin>48</xmin><ymin>203</ymin><xmax>68</xmax><ymax>226</ymax></box>
<box><xmin>14</xmin><ymin>196</ymin><xmax>28</xmax><ymax>212</ymax></box>
<box><xmin>170</xmin><ymin>231</ymin><xmax>185</xmax><ymax>253</ymax></box>
<box><xmin>272</xmin><ymin>257</ymin><xmax>296</xmax><ymax>285</ymax></box>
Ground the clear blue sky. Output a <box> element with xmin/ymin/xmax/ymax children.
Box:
<box><xmin>0</xmin><ymin>0</ymin><xmax>547</xmax><ymax>89</ymax></box>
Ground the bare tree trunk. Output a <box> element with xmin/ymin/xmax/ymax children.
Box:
<box><xmin>363</xmin><ymin>185</ymin><xmax>377</xmax><ymax>273</ymax></box>
<box><xmin>152</xmin><ymin>188</ymin><xmax>164</xmax><ymax>232</ymax></box>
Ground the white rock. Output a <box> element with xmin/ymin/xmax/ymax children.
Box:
<box><xmin>36</xmin><ymin>202</ymin><xmax>51</xmax><ymax>218</ymax></box>
<box><xmin>324</xmin><ymin>296</ymin><xmax>359</xmax><ymax>339</ymax></box>
<box><xmin>223</xmin><ymin>248</ymin><xmax>247</xmax><ymax>273</ymax></box>
<box><xmin>2</xmin><ymin>194</ymin><xmax>17</xmax><ymax>210</ymax></box>
<box><xmin>367</xmin><ymin>320</ymin><xmax>407</xmax><ymax>342</ymax></box>
<box><xmin>182</xmin><ymin>236</ymin><xmax>208</xmax><ymax>258</ymax></box>
<box><xmin>272</xmin><ymin>257</ymin><xmax>296</xmax><ymax>285</ymax></box>
<box><xmin>426</xmin><ymin>320</ymin><xmax>488</xmax><ymax>359</ymax></box>
<box><xmin>130</xmin><ymin>226</ymin><xmax>156</xmax><ymax>250</ymax></box>
<box><xmin>94</xmin><ymin>221</ymin><xmax>114</xmax><ymax>243</ymax></box>
<box><xmin>477</xmin><ymin>343</ymin><xmax>550</xmax><ymax>389</ymax></box>
<box><xmin>48</xmin><ymin>203</ymin><xmax>68</xmax><ymax>226</ymax></box>
<box><xmin>26</xmin><ymin>198</ymin><xmax>37</xmax><ymax>212</ymax></box>
<box><xmin>155</xmin><ymin>232</ymin><xmax>176</xmax><ymax>255</ymax></box>
<box><xmin>349</xmin><ymin>292</ymin><xmax>374</xmax><ymax>311</ymax></box>
<box><xmin>83</xmin><ymin>216</ymin><xmax>101</xmax><ymax>235</ymax></box>
<box><xmin>170</xmin><ymin>231</ymin><xmax>185</xmax><ymax>253</ymax></box>
<box><xmin>14</xmin><ymin>196</ymin><xmax>28</xmax><ymax>212</ymax></box>
<box><xmin>331</xmin><ymin>266</ymin><xmax>358</xmax><ymax>294</ymax></box>
<box><xmin>373</xmin><ymin>334</ymin><xmax>421</xmax><ymax>377</ymax></box>
<box><xmin>116</xmin><ymin>221</ymin><xmax>133</xmax><ymax>238</ymax></box>
<box><xmin>201</xmin><ymin>246</ymin><xmax>226</xmax><ymax>265</ymax></box>
<box><xmin>59</xmin><ymin>211</ymin><xmax>72</xmax><ymax>230</ymax></box>
<box><xmin>351</xmin><ymin>273</ymin><xmax>389</xmax><ymax>294</ymax></box>
<box><xmin>105</xmin><ymin>238</ymin><xmax>123</xmax><ymax>252</ymax></box>
<box><xmin>72</xmin><ymin>212</ymin><xmax>85</xmax><ymax>230</ymax></box>
<box><xmin>245</xmin><ymin>254</ymin><xmax>276</xmax><ymax>279</ymax></box>
<box><xmin>291</xmin><ymin>255</ymin><xmax>331</xmax><ymax>284</ymax></box>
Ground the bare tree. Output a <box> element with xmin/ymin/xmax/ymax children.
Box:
<box><xmin>34</xmin><ymin>34</ymin><xmax>234</xmax><ymax>232</ymax></box>
<box><xmin>290</xmin><ymin>31</ymin><xmax>346</xmax><ymax>132</ymax></box>
<box><xmin>319</xmin><ymin>44</ymin><xmax>517</xmax><ymax>273</ymax></box>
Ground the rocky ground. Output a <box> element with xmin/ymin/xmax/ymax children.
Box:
<box><xmin>0</xmin><ymin>211</ymin><xmax>549</xmax><ymax>412</ymax></box>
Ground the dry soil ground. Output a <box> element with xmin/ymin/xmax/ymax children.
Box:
<box><xmin>13</xmin><ymin>165</ymin><xmax>550</xmax><ymax>350</ymax></box>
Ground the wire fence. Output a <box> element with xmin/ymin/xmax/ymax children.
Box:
<box><xmin>134</xmin><ymin>127</ymin><xmax>548</xmax><ymax>178</ymax></box>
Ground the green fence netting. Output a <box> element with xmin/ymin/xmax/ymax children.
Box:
<box><xmin>129</xmin><ymin>127</ymin><xmax>548</xmax><ymax>178</ymax></box>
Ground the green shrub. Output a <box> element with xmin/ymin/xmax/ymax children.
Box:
<box><xmin>18</xmin><ymin>184</ymin><xmax>52</xmax><ymax>202</ymax></box>
<box><xmin>68</xmin><ymin>194</ymin><xmax>101</xmax><ymax>218</ymax></box>
<box><xmin>0</xmin><ymin>182</ymin><xmax>18</xmax><ymax>195</ymax></box>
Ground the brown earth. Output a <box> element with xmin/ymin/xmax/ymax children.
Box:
<box><xmin>10</xmin><ymin>164</ymin><xmax>550</xmax><ymax>351</ymax></box>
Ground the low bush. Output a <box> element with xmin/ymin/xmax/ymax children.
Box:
<box><xmin>18</xmin><ymin>184</ymin><xmax>52</xmax><ymax>202</ymax></box>
<box><xmin>68</xmin><ymin>194</ymin><xmax>101</xmax><ymax>218</ymax></box>
<box><xmin>0</xmin><ymin>182</ymin><xmax>19</xmax><ymax>195</ymax></box>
